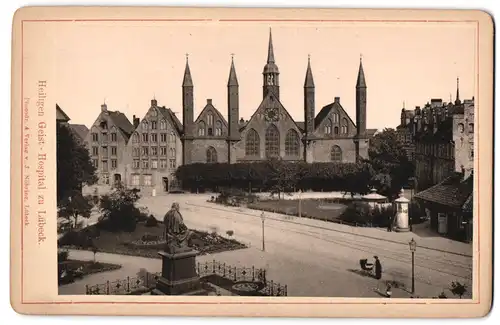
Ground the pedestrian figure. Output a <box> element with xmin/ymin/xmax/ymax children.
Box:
<box><xmin>374</xmin><ymin>256</ymin><xmax>382</xmax><ymax>280</ymax></box>
<box><xmin>385</xmin><ymin>283</ymin><xmax>392</xmax><ymax>298</ymax></box>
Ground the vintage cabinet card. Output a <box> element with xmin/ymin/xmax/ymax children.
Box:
<box><xmin>10</xmin><ymin>6</ymin><xmax>493</xmax><ymax>317</ymax></box>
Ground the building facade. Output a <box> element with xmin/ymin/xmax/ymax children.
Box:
<box><xmin>77</xmin><ymin>29</ymin><xmax>379</xmax><ymax>195</ymax></box>
<box><xmin>82</xmin><ymin>103</ymin><xmax>135</xmax><ymax>195</ymax></box>
<box><xmin>125</xmin><ymin>99</ymin><xmax>183</xmax><ymax>194</ymax></box>
<box><xmin>397</xmin><ymin>81</ymin><xmax>474</xmax><ymax>192</ymax></box>
<box><xmin>401</xmin><ymin>79</ymin><xmax>475</xmax><ymax>242</ymax></box>
<box><xmin>182</xmin><ymin>29</ymin><xmax>376</xmax><ymax>165</ymax></box>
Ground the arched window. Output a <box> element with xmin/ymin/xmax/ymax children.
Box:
<box><xmin>285</xmin><ymin>129</ymin><xmax>300</xmax><ymax>156</ymax></box>
<box><xmin>458</xmin><ymin>123</ymin><xmax>464</xmax><ymax>133</ymax></box>
<box><xmin>142</xmin><ymin>120</ymin><xmax>148</xmax><ymax>130</ymax></box>
<box><xmin>160</xmin><ymin>119</ymin><xmax>167</xmax><ymax>130</ymax></box>
<box><xmin>341</xmin><ymin>118</ymin><xmax>348</xmax><ymax>134</ymax></box>
<box><xmin>206</xmin><ymin>146</ymin><xmax>217</xmax><ymax>163</ymax></box>
<box><xmin>468</xmin><ymin>123</ymin><xmax>474</xmax><ymax>133</ymax></box>
<box><xmin>324</xmin><ymin>119</ymin><xmax>332</xmax><ymax>135</ymax></box>
<box><xmin>198</xmin><ymin>121</ymin><xmax>206</xmax><ymax>136</ymax></box>
<box><xmin>245</xmin><ymin>128</ymin><xmax>260</xmax><ymax>156</ymax></box>
<box><xmin>330</xmin><ymin>145</ymin><xmax>342</xmax><ymax>162</ymax></box>
<box><xmin>334</xmin><ymin>126</ymin><xmax>339</xmax><ymax>135</ymax></box>
<box><xmin>169</xmin><ymin>131</ymin><xmax>176</xmax><ymax>143</ymax></box>
<box><xmin>132</xmin><ymin>132</ymin><xmax>139</xmax><ymax>143</ymax></box>
<box><xmin>333</xmin><ymin>113</ymin><xmax>339</xmax><ymax>123</ymax></box>
<box><xmin>207</xmin><ymin>113</ymin><xmax>214</xmax><ymax>126</ymax></box>
<box><xmin>265</xmin><ymin>125</ymin><xmax>280</xmax><ymax>157</ymax></box>
<box><xmin>151</xmin><ymin>108</ymin><xmax>158</xmax><ymax>117</ymax></box>
<box><xmin>215</xmin><ymin>121</ymin><xmax>223</xmax><ymax>136</ymax></box>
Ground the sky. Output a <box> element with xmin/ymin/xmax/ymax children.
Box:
<box><xmin>49</xmin><ymin>21</ymin><xmax>476</xmax><ymax>130</ymax></box>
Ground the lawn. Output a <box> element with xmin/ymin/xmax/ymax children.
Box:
<box><xmin>247</xmin><ymin>199</ymin><xmax>349</xmax><ymax>223</ymax></box>
<box><xmin>59</xmin><ymin>221</ymin><xmax>247</xmax><ymax>259</ymax></box>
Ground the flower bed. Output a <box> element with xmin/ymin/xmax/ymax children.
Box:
<box><xmin>59</xmin><ymin>222</ymin><xmax>247</xmax><ymax>259</ymax></box>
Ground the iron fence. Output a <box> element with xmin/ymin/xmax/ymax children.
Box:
<box><xmin>85</xmin><ymin>260</ymin><xmax>287</xmax><ymax>296</ymax></box>
<box><xmin>86</xmin><ymin>271</ymin><xmax>161</xmax><ymax>295</ymax></box>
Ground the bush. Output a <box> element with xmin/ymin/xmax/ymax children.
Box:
<box><xmin>98</xmin><ymin>186</ymin><xmax>141</xmax><ymax>232</ymax></box>
<box><xmin>339</xmin><ymin>202</ymin><xmax>372</xmax><ymax>226</ymax></box>
<box><xmin>371</xmin><ymin>205</ymin><xmax>395</xmax><ymax>228</ymax></box>
<box><xmin>145</xmin><ymin>215</ymin><xmax>158</xmax><ymax>227</ymax></box>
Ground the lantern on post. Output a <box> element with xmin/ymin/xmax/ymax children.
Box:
<box><xmin>409</xmin><ymin>238</ymin><xmax>417</xmax><ymax>294</ymax></box>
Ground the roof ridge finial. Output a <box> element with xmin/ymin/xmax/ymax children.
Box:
<box><xmin>186</xmin><ymin>53</ymin><xmax>189</xmax><ymax>62</ymax></box>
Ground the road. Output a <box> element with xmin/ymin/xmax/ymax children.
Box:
<box><xmin>60</xmin><ymin>193</ymin><xmax>473</xmax><ymax>298</ymax></box>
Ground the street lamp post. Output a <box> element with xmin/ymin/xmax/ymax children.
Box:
<box><xmin>261</xmin><ymin>212</ymin><xmax>266</xmax><ymax>252</ymax></box>
<box><xmin>298</xmin><ymin>190</ymin><xmax>302</xmax><ymax>218</ymax></box>
<box><xmin>409</xmin><ymin>238</ymin><xmax>417</xmax><ymax>294</ymax></box>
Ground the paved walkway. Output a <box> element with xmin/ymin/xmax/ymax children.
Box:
<box><xmin>59</xmin><ymin>193</ymin><xmax>472</xmax><ymax>299</ymax></box>
<box><xmin>60</xmin><ymin>249</ymin><xmax>450</xmax><ymax>298</ymax></box>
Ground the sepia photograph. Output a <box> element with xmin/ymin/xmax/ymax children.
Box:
<box><xmin>11</xmin><ymin>6</ymin><xmax>493</xmax><ymax>317</ymax></box>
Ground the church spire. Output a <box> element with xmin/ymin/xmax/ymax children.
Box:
<box><xmin>262</xmin><ymin>28</ymin><xmax>280</xmax><ymax>99</ymax></box>
<box><xmin>267</xmin><ymin>28</ymin><xmax>275</xmax><ymax>64</ymax></box>
<box><xmin>356</xmin><ymin>55</ymin><xmax>366</xmax><ymax>88</ymax></box>
<box><xmin>455</xmin><ymin>77</ymin><xmax>461</xmax><ymax>104</ymax></box>
<box><xmin>182</xmin><ymin>54</ymin><xmax>193</xmax><ymax>87</ymax></box>
<box><xmin>304</xmin><ymin>55</ymin><xmax>315</xmax><ymax>88</ymax></box>
<box><xmin>228</xmin><ymin>54</ymin><xmax>239</xmax><ymax>87</ymax></box>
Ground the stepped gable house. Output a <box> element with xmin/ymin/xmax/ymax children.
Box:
<box><xmin>84</xmin><ymin>103</ymin><xmax>135</xmax><ymax>191</ymax></box>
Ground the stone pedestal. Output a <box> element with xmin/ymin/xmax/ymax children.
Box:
<box><xmin>151</xmin><ymin>249</ymin><xmax>208</xmax><ymax>296</ymax></box>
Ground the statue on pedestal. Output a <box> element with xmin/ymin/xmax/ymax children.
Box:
<box><xmin>163</xmin><ymin>202</ymin><xmax>195</xmax><ymax>253</ymax></box>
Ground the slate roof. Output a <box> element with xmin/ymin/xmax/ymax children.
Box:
<box><xmin>366</xmin><ymin>129</ymin><xmax>378</xmax><ymax>138</ymax></box>
<box><xmin>414</xmin><ymin>172</ymin><xmax>473</xmax><ymax>209</ymax></box>
<box><xmin>69</xmin><ymin>124</ymin><xmax>89</xmax><ymax>142</ymax></box>
<box><xmin>314</xmin><ymin>101</ymin><xmax>357</xmax><ymax>132</ymax></box>
<box><xmin>56</xmin><ymin>104</ymin><xmax>71</xmax><ymax>122</ymax></box>
<box><xmin>194</xmin><ymin>102</ymin><xmax>228</xmax><ymax>128</ymax></box>
<box><xmin>108</xmin><ymin>111</ymin><xmax>134</xmax><ymax>141</ymax></box>
<box><xmin>296</xmin><ymin>122</ymin><xmax>305</xmax><ymax>132</ymax></box>
<box><xmin>158</xmin><ymin>106</ymin><xmax>183</xmax><ymax>135</ymax></box>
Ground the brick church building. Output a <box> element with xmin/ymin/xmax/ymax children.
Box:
<box><xmin>77</xmin><ymin>29</ymin><xmax>377</xmax><ymax>195</ymax></box>
<box><xmin>182</xmin><ymin>29</ymin><xmax>376</xmax><ymax>165</ymax></box>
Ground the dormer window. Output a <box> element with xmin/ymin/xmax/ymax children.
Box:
<box><xmin>160</xmin><ymin>119</ymin><xmax>167</xmax><ymax>130</ymax></box>
<box><xmin>100</xmin><ymin>120</ymin><xmax>108</xmax><ymax>130</ymax></box>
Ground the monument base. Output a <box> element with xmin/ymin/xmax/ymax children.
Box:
<box><xmin>395</xmin><ymin>227</ymin><xmax>410</xmax><ymax>232</ymax></box>
<box><xmin>151</xmin><ymin>249</ymin><xmax>209</xmax><ymax>296</ymax></box>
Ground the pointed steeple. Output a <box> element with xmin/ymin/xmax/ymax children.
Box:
<box><xmin>267</xmin><ymin>28</ymin><xmax>275</xmax><ymax>64</ymax></box>
<box><xmin>228</xmin><ymin>55</ymin><xmax>239</xmax><ymax>87</ymax></box>
<box><xmin>304</xmin><ymin>55</ymin><xmax>315</xmax><ymax>88</ymax></box>
<box><xmin>455</xmin><ymin>77</ymin><xmax>461</xmax><ymax>104</ymax></box>
<box><xmin>182</xmin><ymin>54</ymin><xmax>193</xmax><ymax>87</ymax></box>
<box><xmin>356</xmin><ymin>55</ymin><xmax>366</xmax><ymax>88</ymax></box>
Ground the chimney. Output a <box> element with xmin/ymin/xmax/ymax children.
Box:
<box><xmin>133</xmin><ymin>115</ymin><xmax>140</xmax><ymax>128</ymax></box>
<box><xmin>207</xmin><ymin>99</ymin><xmax>213</xmax><ymax>105</ymax></box>
<box><xmin>151</xmin><ymin>98</ymin><xmax>157</xmax><ymax>107</ymax></box>
<box><xmin>334</xmin><ymin>97</ymin><xmax>340</xmax><ymax>103</ymax></box>
<box><xmin>101</xmin><ymin>103</ymin><xmax>107</xmax><ymax>112</ymax></box>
